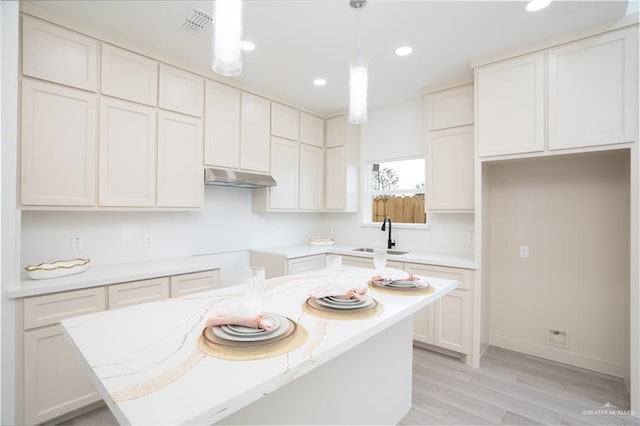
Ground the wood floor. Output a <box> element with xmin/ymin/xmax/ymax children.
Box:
<box><xmin>66</xmin><ymin>346</ymin><xmax>638</xmax><ymax>425</ymax></box>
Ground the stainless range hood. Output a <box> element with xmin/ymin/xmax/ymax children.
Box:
<box><xmin>204</xmin><ymin>168</ymin><xmax>277</xmax><ymax>188</ymax></box>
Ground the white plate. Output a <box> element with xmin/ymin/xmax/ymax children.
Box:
<box><xmin>222</xmin><ymin>315</ymin><xmax>282</xmax><ymax>336</ymax></box>
<box><xmin>315</xmin><ymin>296</ymin><xmax>374</xmax><ymax>310</ymax></box>
<box><xmin>212</xmin><ymin>314</ymin><xmax>291</xmax><ymax>342</ymax></box>
<box><xmin>326</xmin><ymin>296</ymin><xmax>366</xmax><ymax>304</ymax></box>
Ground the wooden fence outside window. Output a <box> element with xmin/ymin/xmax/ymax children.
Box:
<box><xmin>372</xmin><ymin>194</ymin><xmax>426</xmax><ymax>224</ymax></box>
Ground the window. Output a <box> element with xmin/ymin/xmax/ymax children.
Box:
<box><xmin>366</xmin><ymin>157</ymin><xmax>426</xmax><ymax>225</ymax></box>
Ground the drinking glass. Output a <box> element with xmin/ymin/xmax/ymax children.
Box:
<box><xmin>326</xmin><ymin>255</ymin><xmax>342</xmax><ymax>282</ymax></box>
<box><xmin>373</xmin><ymin>248</ymin><xmax>387</xmax><ymax>273</ymax></box>
<box><xmin>244</xmin><ymin>266</ymin><xmax>266</xmax><ymax>302</ymax></box>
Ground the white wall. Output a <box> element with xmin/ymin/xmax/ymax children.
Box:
<box><xmin>487</xmin><ymin>150</ymin><xmax>629</xmax><ymax>377</ymax></box>
<box><xmin>323</xmin><ymin>99</ymin><xmax>475</xmax><ymax>256</ymax></box>
<box><xmin>21</xmin><ymin>186</ymin><xmax>324</xmax><ymax>285</ymax></box>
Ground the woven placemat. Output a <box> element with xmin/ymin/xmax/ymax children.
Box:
<box><xmin>302</xmin><ymin>297</ymin><xmax>384</xmax><ymax>320</ymax></box>
<box><xmin>197</xmin><ymin>318</ymin><xmax>308</xmax><ymax>361</ymax></box>
<box><xmin>368</xmin><ymin>281</ymin><xmax>435</xmax><ymax>296</ymax></box>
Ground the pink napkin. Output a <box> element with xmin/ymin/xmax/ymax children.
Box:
<box><xmin>309</xmin><ymin>285</ymin><xmax>369</xmax><ymax>300</ymax></box>
<box><xmin>206</xmin><ymin>313</ymin><xmax>274</xmax><ymax>331</ymax></box>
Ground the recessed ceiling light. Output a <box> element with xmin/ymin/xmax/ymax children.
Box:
<box><xmin>241</xmin><ymin>41</ymin><xmax>255</xmax><ymax>51</ymax></box>
<box><xmin>313</xmin><ymin>78</ymin><xmax>327</xmax><ymax>86</ymax></box>
<box><xmin>395</xmin><ymin>46</ymin><xmax>413</xmax><ymax>57</ymax></box>
<box><xmin>526</xmin><ymin>0</ymin><xmax>552</xmax><ymax>12</ymax></box>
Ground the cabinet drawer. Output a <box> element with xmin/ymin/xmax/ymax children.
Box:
<box><xmin>339</xmin><ymin>255</ymin><xmax>402</xmax><ymax>270</ymax></box>
<box><xmin>24</xmin><ymin>287</ymin><xmax>106</xmax><ymax>330</ymax></box>
<box><xmin>108</xmin><ymin>277</ymin><xmax>169</xmax><ymax>309</ymax></box>
<box><xmin>404</xmin><ymin>263</ymin><xmax>472</xmax><ymax>290</ymax></box>
<box><xmin>170</xmin><ymin>270</ymin><xmax>219</xmax><ymax>297</ymax></box>
<box><xmin>288</xmin><ymin>255</ymin><xmax>325</xmax><ymax>275</ymax></box>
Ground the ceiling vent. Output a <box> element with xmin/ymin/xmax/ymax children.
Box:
<box><xmin>181</xmin><ymin>8</ymin><xmax>212</xmax><ymax>32</ymax></box>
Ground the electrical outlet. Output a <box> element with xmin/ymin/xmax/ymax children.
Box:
<box><xmin>144</xmin><ymin>234</ymin><xmax>153</xmax><ymax>247</ymax></box>
<box><xmin>72</xmin><ymin>237</ymin><xmax>82</xmax><ymax>251</ymax></box>
<box><xmin>468</xmin><ymin>232</ymin><xmax>474</xmax><ymax>243</ymax></box>
<box><xmin>519</xmin><ymin>245</ymin><xmax>529</xmax><ymax>258</ymax></box>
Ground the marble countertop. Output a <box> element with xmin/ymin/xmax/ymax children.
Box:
<box><xmin>252</xmin><ymin>244</ymin><xmax>478</xmax><ymax>269</ymax></box>
<box><xmin>61</xmin><ymin>267</ymin><xmax>458</xmax><ymax>425</ymax></box>
<box><xmin>10</xmin><ymin>255</ymin><xmax>221</xmax><ymax>299</ymax></box>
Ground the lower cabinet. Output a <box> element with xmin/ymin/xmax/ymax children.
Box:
<box><xmin>340</xmin><ymin>255</ymin><xmax>403</xmax><ymax>270</ymax></box>
<box><xmin>250</xmin><ymin>251</ymin><xmax>325</xmax><ymax>279</ymax></box>
<box><xmin>18</xmin><ymin>269</ymin><xmax>219</xmax><ymax>424</ymax></box>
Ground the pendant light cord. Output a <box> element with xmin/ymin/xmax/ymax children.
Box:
<box><xmin>355</xmin><ymin>6</ymin><xmax>361</xmax><ymax>56</ymax></box>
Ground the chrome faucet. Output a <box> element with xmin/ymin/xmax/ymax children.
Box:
<box><xmin>381</xmin><ymin>216</ymin><xmax>396</xmax><ymax>250</ymax></box>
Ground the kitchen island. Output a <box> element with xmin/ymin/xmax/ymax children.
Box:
<box><xmin>61</xmin><ymin>266</ymin><xmax>457</xmax><ymax>425</ymax></box>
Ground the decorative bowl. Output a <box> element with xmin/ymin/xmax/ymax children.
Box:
<box><xmin>25</xmin><ymin>258</ymin><xmax>90</xmax><ymax>280</ymax></box>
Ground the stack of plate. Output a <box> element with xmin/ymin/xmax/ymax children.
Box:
<box><xmin>371</xmin><ymin>279</ymin><xmax>430</xmax><ymax>291</ymax></box>
<box><xmin>207</xmin><ymin>313</ymin><xmax>295</xmax><ymax>346</ymax></box>
<box><xmin>315</xmin><ymin>295</ymin><xmax>374</xmax><ymax>310</ymax></box>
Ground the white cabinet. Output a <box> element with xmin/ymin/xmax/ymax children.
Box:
<box><xmin>99</xmin><ymin>97</ymin><xmax>157</xmax><ymax>207</ymax></box>
<box><xmin>108</xmin><ymin>277</ymin><xmax>170</xmax><ymax>309</ymax></box>
<box><xmin>158</xmin><ymin>64</ymin><xmax>204</xmax><ymax>117</ymax></box>
<box><xmin>250</xmin><ymin>251</ymin><xmax>326</xmax><ymax>279</ymax></box>
<box><xmin>299</xmin><ymin>143</ymin><xmax>324</xmax><ymax>211</ymax></box>
<box><xmin>21</xmin><ymin>16</ymin><xmax>97</xmax><ymax>91</ymax></box>
<box><xmin>476</xmin><ymin>52</ymin><xmax>545</xmax><ymax>157</ymax></box>
<box><xmin>427</xmin><ymin>125</ymin><xmax>474</xmax><ymax>211</ymax></box>
<box><xmin>22</xmin><ymin>288</ymin><xmax>106</xmax><ymax>425</ymax></box>
<box><xmin>340</xmin><ymin>255</ymin><xmax>403</xmax><ymax>270</ymax></box>
<box><xmin>101</xmin><ymin>44</ymin><xmax>158</xmax><ymax>106</ymax></box>
<box><xmin>271</xmin><ymin>102</ymin><xmax>300</xmax><ymax>141</ymax></box>
<box><xmin>20</xmin><ymin>80</ymin><xmax>97</xmax><ymax>207</ymax></box>
<box><xmin>268</xmin><ymin>137</ymin><xmax>300</xmax><ymax>209</ymax></box>
<box><xmin>157</xmin><ymin>111</ymin><xmax>203</xmax><ymax>208</ymax></box>
<box><xmin>548</xmin><ymin>27</ymin><xmax>638</xmax><ymax>150</ymax></box>
<box><xmin>204</xmin><ymin>80</ymin><xmax>241</xmax><ymax>169</ymax></box>
<box><xmin>300</xmin><ymin>112</ymin><xmax>324</xmax><ymax>147</ymax></box>
<box><xmin>425</xmin><ymin>84</ymin><xmax>473</xmax><ymax>130</ymax></box>
<box><xmin>405</xmin><ymin>263</ymin><xmax>472</xmax><ymax>355</ymax></box>
<box><xmin>325</xmin><ymin>115</ymin><xmax>346</xmax><ymax>147</ymax></box>
<box><xmin>170</xmin><ymin>270</ymin><xmax>219</xmax><ymax>297</ymax></box>
<box><xmin>240</xmin><ymin>93</ymin><xmax>271</xmax><ymax>173</ymax></box>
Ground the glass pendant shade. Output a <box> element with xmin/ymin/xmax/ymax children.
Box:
<box><xmin>349</xmin><ymin>56</ymin><xmax>368</xmax><ymax>124</ymax></box>
<box><xmin>213</xmin><ymin>0</ymin><xmax>243</xmax><ymax>76</ymax></box>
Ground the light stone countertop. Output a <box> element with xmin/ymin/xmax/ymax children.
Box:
<box><xmin>10</xmin><ymin>255</ymin><xmax>221</xmax><ymax>299</ymax></box>
<box><xmin>252</xmin><ymin>244</ymin><xmax>478</xmax><ymax>269</ymax></box>
<box><xmin>61</xmin><ymin>266</ymin><xmax>458</xmax><ymax>425</ymax></box>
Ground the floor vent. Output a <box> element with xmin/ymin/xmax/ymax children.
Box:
<box><xmin>182</xmin><ymin>8</ymin><xmax>212</xmax><ymax>32</ymax></box>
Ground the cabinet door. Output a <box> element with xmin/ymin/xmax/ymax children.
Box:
<box><xmin>241</xmin><ymin>93</ymin><xmax>271</xmax><ymax>172</ymax></box>
<box><xmin>269</xmin><ymin>137</ymin><xmax>299</xmax><ymax>209</ymax></box>
<box><xmin>24</xmin><ymin>325</ymin><xmax>101</xmax><ymax>425</ymax></box>
<box><xmin>21</xmin><ymin>80</ymin><xmax>97</xmax><ymax>206</ymax></box>
<box><xmin>425</xmin><ymin>84</ymin><xmax>473</xmax><ymax>131</ymax></box>
<box><xmin>204</xmin><ymin>80</ymin><xmax>240</xmax><ymax>168</ymax></box>
<box><xmin>271</xmin><ymin>102</ymin><xmax>300</xmax><ymax>140</ymax></box>
<box><xmin>476</xmin><ymin>52</ymin><xmax>544</xmax><ymax>157</ymax></box>
<box><xmin>325</xmin><ymin>115</ymin><xmax>346</xmax><ymax>147</ymax></box>
<box><xmin>548</xmin><ymin>27</ymin><xmax>638</xmax><ymax>150</ymax></box>
<box><xmin>434</xmin><ymin>289</ymin><xmax>470</xmax><ymax>354</ymax></box>
<box><xmin>170</xmin><ymin>270</ymin><xmax>219</xmax><ymax>297</ymax></box>
<box><xmin>23</xmin><ymin>287</ymin><xmax>106</xmax><ymax>330</ymax></box>
<box><xmin>287</xmin><ymin>255</ymin><xmax>326</xmax><ymax>275</ymax></box>
<box><xmin>300</xmin><ymin>112</ymin><xmax>324</xmax><ymax>147</ymax></box>
<box><xmin>101</xmin><ymin>44</ymin><xmax>158</xmax><ymax>106</ymax></box>
<box><xmin>157</xmin><ymin>111</ymin><xmax>203</xmax><ymax>208</ymax></box>
<box><xmin>427</xmin><ymin>125</ymin><xmax>474</xmax><ymax>211</ymax></box>
<box><xmin>99</xmin><ymin>97</ymin><xmax>156</xmax><ymax>207</ymax></box>
<box><xmin>413</xmin><ymin>303</ymin><xmax>435</xmax><ymax>345</ymax></box>
<box><xmin>325</xmin><ymin>146</ymin><xmax>346</xmax><ymax>210</ymax></box>
<box><xmin>299</xmin><ymin>143</ymin><xmax>324</xmax><ymax>210</ymax></box>
<box><xmin>159</xmin><ymin>64</ymin><xmax>204</xmax><ymax>117</ymax></box>
<box><xmin>108</xmin><ymin>277</ymin><xmax>170</xmax><ymax>309</ymax></box>
<box><xmin>21</xmin><ymin>16</ymin><xmax>97</xmax><ymax>91</ymax></box>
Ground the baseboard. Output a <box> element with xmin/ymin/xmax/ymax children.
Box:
<box><xmin>412</xmin><ymin>341</ymin><xmax>466</xmax><ymax>363</ymax></box>
<box><xmin>490</xmin><ymin>334</ymin><xmax>625</xmax><ymax>378</ymax></box>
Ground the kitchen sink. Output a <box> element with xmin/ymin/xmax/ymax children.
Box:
<box><xmin>353</xmin><ymin>248</ymin><xmax>409</xmax><ymax>256</ymax></box>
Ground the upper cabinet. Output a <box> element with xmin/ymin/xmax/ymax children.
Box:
<box><xmin>547</xmin><ymin>27</ymin><xmax>638</xmax><ymax>150</ymax></box>
<box><xmin>158</xmin><ymin>64</ymin><xmax>204</xmax><ymax>117</ymax></box>
<box><xmin>240</xmin><ymin>93</ymin><xmax>271</xmax><ymax>173</ymax></box>
<box><xmin>476</xmin><ymin>52</ymin><xmax>545</xmax><ymax>157</ymax></box>
<box><xmin>299</xmin><ymin>144</ymin><xmax>324</xmax><ymax>210</ymax></box>
<box><xmin>324</xmin><ymin>114</ymin><xmax>360</xmax><ymax>212</ymax></box>
<box><xmin>426</xmin><ymin>84</ymin><xmax>474</xmax><ymax>131</ymax></box>
<box><xmin>101</xmin><ymin>44</ymin><xmax>158</xmax><ymax>106</ymax></box>
<box><xmin>325</xmin><ymin>115</ymin><xmax>346</xmax><ymax>147</ymax></box>
<box><xmin>266</xmin><ymin>137</ymin><xmax>300</xmax><ymax>210</ymax></box>
<box><xmin>21</xmin><ymin>80</ymin><xmax>97</xmax><ymax>206</ymax></box>
<box><xmin>21</xmin><ymin>16</ymin><xmax>98</xmax><ymax>91</ymax></box>
<box><xmin>204</xmin><ymin>80</ymin><xmax>241</xmax><ymax>169</ymax></box>
<box><xmin>271</xmin><ymin>103</ymin><xmax>300</xmax><ymax>141</ymax></box>
<box><xmin>300</xmin><ymin>112</ymin><xmax>324</xmax><ymax>147</ymax></box>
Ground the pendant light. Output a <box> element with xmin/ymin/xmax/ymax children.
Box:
<box><xmin>213</xmin><ymin>0</ymin><xmax>243</xmax><ymax>76</ymax></box>
<box><xmin>349</xmin><ymin>0</ymin><xmax>368</xmax><ymax>124</ymax></box>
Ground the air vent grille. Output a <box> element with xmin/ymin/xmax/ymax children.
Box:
<box><xmin>182</xmin><ymin>8</ymin><xmax>212</xmax><ymax>32</ymax></box>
